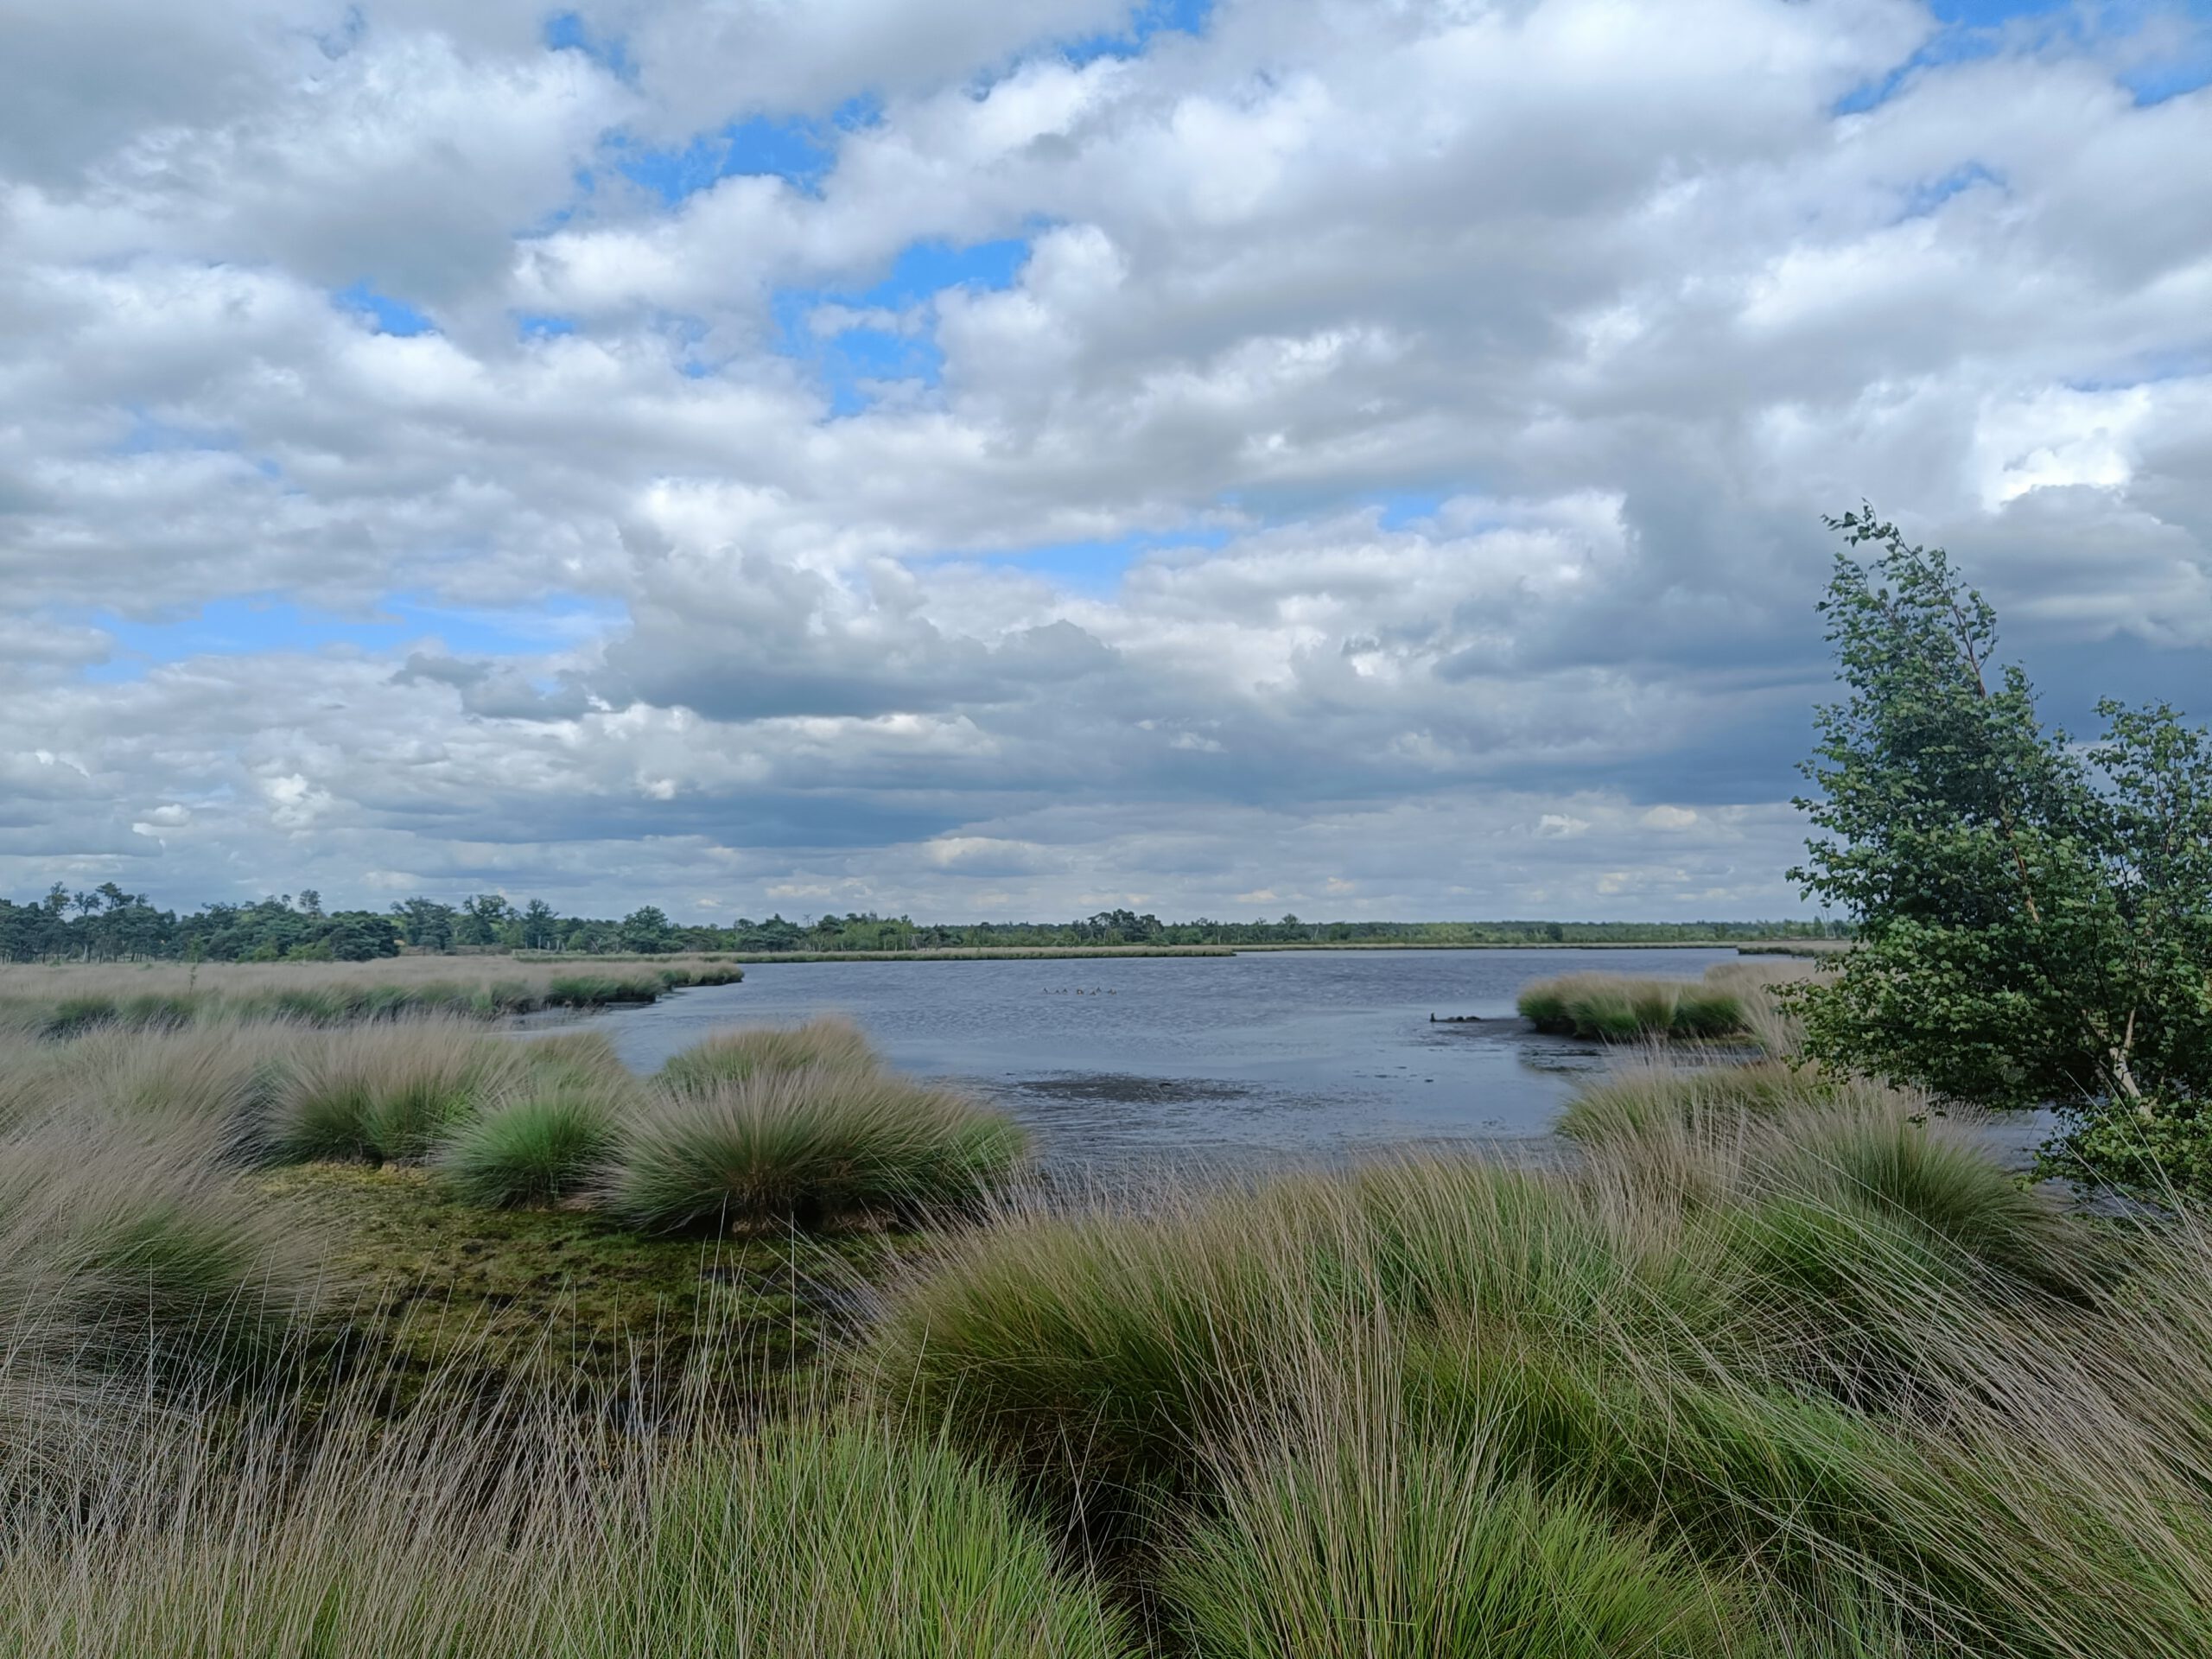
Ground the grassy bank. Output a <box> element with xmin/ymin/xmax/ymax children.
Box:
<box><xmin>3</xmin><ymin>997</ymin><xmax>2206</xmax><ymax>1654</ymax></box>
<box><xmin>0</xmin><ymin>955</ymin><xmax>744</xmax><ymax>1038</ymax></box>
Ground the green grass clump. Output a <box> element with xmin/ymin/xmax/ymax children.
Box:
<box><xmin>434</xmin><ymin>1032</ymin><xmax>639</xmax><ymax>1208</ymax></box>
<box><xmin>435</xmin><ymin>1087</ymin><xmax>620</xmax><ymax>1207</ymax></box>
<box><xmin>1165</xmin><ymin>1423</ymin><xmax>1727</xmax><ymax>1659</ymax></box>
<box><xmin>1558</xmin><ymin>1059</ymin><xmax>1814</xmax><ymax>1147</ymax></box>
<box><xmin>656</xmin><ymin>1015</ymin><xmax>879</xmax><ymax>1095</ymax></box>
<box><xmin>0</xmin><ymin>1110</ymin><xmax>326</xmax><ymax>1383</ymax></box>
<box><xmin>609</xmin><ymin>1065</ymin><xmax>1027</xmax><ymax>1232</ymax></box>
<box><xmin>1516</xmin><ymin>971</ymin><xmax>1747</xmax><ymax>1041</ymax></box>
<box><xmin>868</xmin><ymin>1162</ymin><xmax>1676</xmax><ymax>1510</ymax></box>
<box><xmin>268</xmin><ymin>1020</ymin><xmax>519</xmax><ymax>1164</ymax></box>
<box><xmin>645</xmin><ymin>1419</ymin><xmax>1137</xmax><ymax>1657</ymax></box>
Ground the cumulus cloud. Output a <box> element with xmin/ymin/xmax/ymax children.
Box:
<box><xmin>2</xmin><ymin>0</ymin><xmax>2208</xmax><ymax>917</ymax></box>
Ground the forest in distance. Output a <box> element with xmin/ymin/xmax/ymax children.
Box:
<box><xmin>0</xmin><ymin>888</ymin><xmax>1850</xmax><ymax>963</ymax></box>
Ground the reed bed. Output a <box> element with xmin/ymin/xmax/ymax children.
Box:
<box><xmin>0</xmin><ymin>955</ymin><xmax>743</xmax><ymax>1039</ymax></box>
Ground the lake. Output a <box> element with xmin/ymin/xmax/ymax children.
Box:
<box><xmin>564</xmin><ymin>947</ymin><xmax>1747</xmax><ymax>1173</ymax></box>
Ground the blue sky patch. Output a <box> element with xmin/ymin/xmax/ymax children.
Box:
<box><xmin>925</xmin><ymin>524</ymin><xmax>1235</xmax><ymax>594</ymax></box>
<box><xmin>1065</xmin><ymin>0</ymin><xmax>1215</xmax><ymax>66</ymax></box>
<box><xmin>614</xmin><ymin>114</ymin><xmax>838</xmax><ymax>204</ymax></box>
<box><xmin>1838</xmin><ymin>0</ymin><xmax>2212</xmax><ymax>114</ymax></box>
<box><xmin>76</xmin><ymin>594</ymin><xmax>618</xmax><ymax>683</ymax></box>
<box><xmin>334</xmin><ymin>283</ymin><xmax>435</xmax><ymax>337</ymax></box>
<box><xmin>543</xmin><ymin>10</ymin><xmax>632</xmax><ymax>79</ymax></box>
<box><xmin>769</xmin><ymin>235</ymin><xmax>1033</xmax><ymax>413</ymax></box>
<box><xmin>1374</xmin><ymin>492</ymin><xmax>1452</xmax><ymax>531</ymax></box>
<box><xmin>1899</xmin><ymin>162</ymin><xmax>2005</xmax><ymax>219</ymax></box>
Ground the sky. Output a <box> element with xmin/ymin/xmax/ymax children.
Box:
<box><xmin>3</xmin><ymin>0</ymin><xmax>2209</xmax><ymax>924</ymax></box>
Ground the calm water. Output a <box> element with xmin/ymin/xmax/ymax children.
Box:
<box><xmin>561</xmin><ymin>948</ymin><xmax>1744</xmax><ymax>1173</ymax></box>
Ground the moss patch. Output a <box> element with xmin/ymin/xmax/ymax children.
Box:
<box><xmin>259</xmin><ymin>1164</ymin><xmax>906</xmax><ymax>1409</ymax></box>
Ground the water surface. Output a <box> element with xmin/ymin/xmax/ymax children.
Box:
<box><xmin>571</xmin><ymin>948</ymin><xmax>1742</xmax><ymax>1173</ymax></box>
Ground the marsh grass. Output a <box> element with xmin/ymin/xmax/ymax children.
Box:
<box><xmin>270</xmin><ymin>1019</ymin><xmax>524</xmax><ymax>1164</ymax></box>
<box><xmin>1166</xmin><ymin>1378</ymin><xmax>1733</xmax><ymax>1659</ymax></box>
<box><xmin>646</xmin><ymin>1418</ymin><xmax>1137</xmax><ymax>1657</ymax></box>
<box><xmin>436</xmin><ymin>1086</ymin><xmax>622</xmax><ymax>1207</ymax></box>
<box><xmin>0</xmin><ymin>1340</ymin><xmax>1135</xmax><ymax>1659</ymax></box>
<box><xmin>867</xmin><ymin>1072</ymin><xmax>2212</xmax><ymax>1657</ymax></box>
<box><xmin>0</xmin><ymin>955</ymin><xmax>743</xmax><ymax>1038</ymax></box>
<box><xmin>610</xmin><ymin>1062</ymin><xmax>1028</xmax><ymax>1233</ymax></box>
<box><xmin>1516</xmin><ymin>960</ymin><xmax>1819</xmax><ymax>1047</ymax></box>
<box><xmin>10</xmin><ymin>993</ymin><xmax>2212</xmax><ymax>1654</ymax></box>
<box><xmin>1517</xmin><ymin>971</ymin><xmax>1744</xmax><ymax>1041</ymax></box>
<box><xmin>654</xmin><ymin>1014</ymin><xmax>879</xmax><ymax>1095</ymax></box>
<box><xmin>0</xmin><ymin>1106</ymin><xmax>329</xmax><ymax>1390</ymax></box>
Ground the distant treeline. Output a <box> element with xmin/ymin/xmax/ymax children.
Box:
<box><xmin>0</xmin><ymin>885</ymin><xmax>1849</xmax><ymax>964</ymax></box>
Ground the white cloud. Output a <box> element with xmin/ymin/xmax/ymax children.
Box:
<box><xmin>2</xmin><ymin>0</ymin><xmax>2207</xmax><ymax>917</ymax></box>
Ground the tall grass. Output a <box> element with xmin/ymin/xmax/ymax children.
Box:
<box><xmin>645</xmin><ymin>1418</ymin><xmax>1135</xmax><ymax>1656</ymax></box>
<box><xmin>1516</xmin><ymin>960</ymin><xmax>1817</xmax><ymax>1046</ymax></box>
<box><xmin>0</xmin><ymin>1106</ymin><xmax>328</xmax><ymax>1392</ymax></box>
<box><xmin>269</xmin><ymin>1019</ymin><xmax>524</xmax><ymax>1164</ymax></box>
<box><xmin>0</xmin><ymin>1381</ymin><xmax>1135</xmax><ymax>1659</ymax></box>
<box><xmin>10</xmin><ymin>991</ymin><xmax>2212</xmax><ymax>1654</ymax></box>
<box><xmin>866</xmin><ymin>1068</ymin><xmax>2212</xmax><ymax>1656</ymax></box>
<box><xmin>609</xmin><ymin>1063</ymin><xmax>1028</xmax><ymax>1232</ymax></box>
<box><xmin>654</xmin><ymin>1014</ymin><xmax>878</xmax><ymax>1095</ymax></box>
<box><xmin>0</xmin><ymin>955</ymin><xmax>743</xmax><ymax>1038</ymax></box>
<box><xmin>1166</xmin><ymin>1382</ymin><xmax>1732</xmax><ymax>1659</ymax></box>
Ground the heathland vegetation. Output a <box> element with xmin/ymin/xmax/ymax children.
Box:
<box><xmin>7</xmin><ymin>960</ymin><xmax>2212</xmax><ymax>1654</ymax></box>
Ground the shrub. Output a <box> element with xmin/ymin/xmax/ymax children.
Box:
<box><xmin>656</xmin><ymin>1016</ymin><xmax>879</xmax><ymax>1096</ymax></box>
<box><xmin>437</xmin><ymin>1086</ymin><xmax>620</xmax><ymax>1207</ymax></box>
<box><xmin>608</xmin><ymin>1065</ymin><xmax>1027</xmax><ymax>1232</ymax></box>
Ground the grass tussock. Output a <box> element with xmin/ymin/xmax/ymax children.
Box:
<box><xmin>270</xmin><ymin>1018</ymin><xmax>524</xmax><ymax>1164</ymax></box>
<box><xmin>647</xmin><ymin>1418</ymin><xmax>1137</xmax><ymax>1657</ymax></box>
<box><xmin>655</xmin><ymin>1013</ymin><xmax>879</xmax><ymax>1094</ymax></box>
<box><xmin>0</xmin><ymin>1106</ymin><xmax>328</xmax><ymax>1392</ymax></box>
<box><xmin>10</xmin><ymin>994</ymin><xmax>2212</xmax><ymax>1656</ymax></box>
<box><xmin>1166</xmin><ymin>1379</ymin><xmax>1732</xmax><ymax>1659</ymax></box>
<box><xmin>611</xmin><ymin>1059</ymin><xmax>1028</xmax><ymax>1232</ymax></box>
<box><xmin>1516</xmin><ymin>959</ymin><xmax>1819</xmax><ymax>1047</ymax></box>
